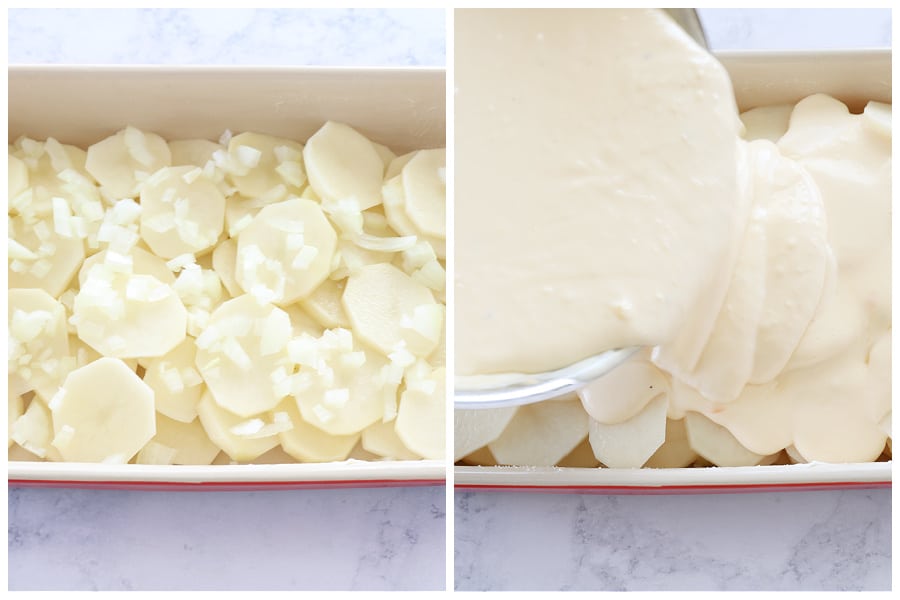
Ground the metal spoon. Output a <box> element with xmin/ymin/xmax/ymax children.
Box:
<box><xmin>453</xmin><ymin>10</ymin><xmax>707</xmax><ymax>410</ymax></box>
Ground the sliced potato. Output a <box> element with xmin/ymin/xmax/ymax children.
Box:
<box><xmin>9</xmin><ymin>214</ymin><xmax>85</xmax><ymax>298</ymax></box>
<box><xmin>402</xmin><ymin>148</ymin><xmax>445</xmax><ymax>239</ymax></box>
<box><xmin>194</xmin><ymin>294</ymin><xmax>291</xmax><ymax>417</ymax></box>
<box><xmin>300</xmin><ymin>278</ymin><xmax>350</xmax><ymax>329</ymax></box>
<box><xmin>490</xmin><ymin>397</ymin><xmax>589</xmax><ymax>467</ymax></box>
<box><xmin>85</xmin><ymin>126</ymin><xmax>171</xmax><ymax>199</ymax></box>
<box><xmin>684</xmin><ymin>411</ymin><xmax>766</xmax><ymax>467</ymax></box>
<box><xmin>235</xmin><ymin>198</ymin><xmax>338</xmax><ymax>304</ymax></box>
<box><xmin>343</xmin><ymin>263</ymin><xmax>441</xmax><ymax>357</ymax></box>
<box><xmin>8</xmin><ymin>288</ymin><xmax>72</xmax><ymax>400</ymax></box>
<box><xmin>454</xmin><ymin>406</ymin><xmax>517</xmax><ymax>461</ymax></box>
<box><xmin>140</xmin><ymin>166</ymin><xmax>227</xmax><ymax>258</ymax></box>
<box><xmin>557</xmin><ymin>437</ymin><xmax>601</xmax><ymax>468</ymax></box>
<box><xmin>196</xmin><ymin>391</ymin><xmax>279</xmax><ymax>462</ymax></box>
<box><xmin>303</xmin><ymin>121</ymin><xmax>384</xmax><ymax>210</ymax></box>
<box><xmin>151</xmin><ymin>413</ymin><xmax>221</xmax><ymax>465</ymax></box>
<box><xmin>278</xmin><ymin>400</ymin><xmax>359</xmax><ymax>463</ymax></box>
<box><xmin>9</xmin><ymin>390</ymin><xmax>25</xmax><ymax>448</ymax></box>
<box><xmin>212</xmin><ymin>238</ymin><xmax>242</xmax><ymax>298</ymax></box>
<box><xmin>143</xmin><ymin>338</ymin><xmax>205</xmax><ymax>423</ymax></box>
<box><xmin>11</xmin><ymin>396</ymin><xmax>58</xmax><ymax>459</ymax></box>
<box><xmin>227</xmin><ymin>132</ymin><xmax>305</xmax><ymax>197</ymax></box>
<box><xmin>362</xmin><ymin>420</ymin><xmax>421</xmax><ymax>460</ymax></box>
<box><xmin>382</xmin><ymin>174</ymin><xmax>446</xmax><ymax>259</ymax></box>
<box><xmin>643</xmin><ymin>418</ymin><xmax>698</xmax><ymax>469</ymax></box>
<box><xmin>50</xmin><ymin>357</ymin><xmax>156</xmax><ymax>463</ymax></box>
<box><xmin>589</xmin><ymin>394</ymin><xmax>668</xmax><ymax>468</ymax></box>
<box><xmin>458</xmin><ymin>445</ymin><xmax>498</xmax><ymax>467</ymax></box>
<box><xmin>79</xmin><ymin>245</ymin><xmax>176</xmax><ymax>287</ymax></box>
<box><xmin>168</xmin><ymin>138</ymin><xmax>222</xmax><ymax>167</ymax></box>
<box><xmin>578</xmin><ymin>351</ymin><xmax>669</xmax><ymax>424</ymax></box>
<box><xmin>395</xmin><ymin>367</ymin><xmax>445</xmax><ymax>460</ymax></box>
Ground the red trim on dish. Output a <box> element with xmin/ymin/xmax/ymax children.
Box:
<box><xmin>455</xmin><ymin>480</ymin><xmax>891</xmax><ymax>495</ymax></box>
<box><xmin>8</xmin><ymin>478</ymin><xmax>445</xmax><ymax>491</ymax></box>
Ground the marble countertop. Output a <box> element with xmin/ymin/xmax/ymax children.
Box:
<box><xmin>7</xmin><ymin>7</ymin><xmax>446</xmax><ymax>592</ymax></box>
<box><xmin>454</xmin><ymin>7</ymin><xmax>892</xmax><ymax>592</ymax></box>
<box><xmin>7</xmin><ymin>7</ymin><xmax>893</xmax><ymax>592</ymax></box>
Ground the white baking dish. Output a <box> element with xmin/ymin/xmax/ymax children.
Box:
<box><xmin>455</xmin><ymin>49</ymin><xmax>892</xmax><ymax>494</ymax></box>
<box><xmin>8</xmin><ymin>65</ymin><xmax>445</xmax><ymax>490</ymax></box>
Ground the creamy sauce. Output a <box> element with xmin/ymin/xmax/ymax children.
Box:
<box><xmin>455</xmin><ymin>8</ymin><xmax>742</xmax><ymax>375</ymax></box>
<box><xmin>455</xmin><ymin>8</ymin><xmax>891</xmax><ymax>464</ymax></box>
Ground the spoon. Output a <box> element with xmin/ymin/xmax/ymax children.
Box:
<box><xmin>453</xmin><ymin>10</ymin><xmax>708</xmax><ymax>410</ymax></box>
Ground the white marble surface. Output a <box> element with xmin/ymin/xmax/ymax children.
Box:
<box><xmin>7</xmin><ymin>7</ymin><xmax>445</xmax><ymax>592</ymax></box>
<box><xmin>453</xmin><ymin>7</ymin><xmax>892</xmax><ymax>592</ymax></box>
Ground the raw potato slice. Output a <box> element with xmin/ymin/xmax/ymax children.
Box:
<box><xmin>395</xmin><ymin>367</ymin><xmax>445</xmax><ymax>460</ymax></box>
<box><xmin>643</xmin><ymin>418</ymin><xmax>698</xmax><ymax>469</ymax></box>
<box><xmin>50</xmin><ymin>357</ymin><xmax>156</xmax><ymax>463</ymax></box>
<box><xmin>196</xmin><ymin>391</ymin><xmax>279</xmax><ymax>462</ymax></box>
<box><xmin>303</xmin><ymin>121</ymin><xmax>384</xmax><ymax>210</ymax></box>
<box><xmin>235</xmin><ymin>198</ymin><xmax>338</xmax><ymax>304</ymax></box>
<box><xmin>382</xmin><ymin>175</ymin><xmax>446</xmax><ymax>259</ymax></box>
<box><xmin>401</xmin><ymin>149</ymin><xmax>446</xmax><ymax>238</ymax></box>
<box><xmin>589</xmin><ymin>394</ymin><xmax>668</xmax><ymax>468</ymax></box>
<box><xmin>9</xmin><ymin>443</ymin><xmax>44</xmax><ymax>462</ymax></box>
<box><xmin>239</xmin><ymin>446</ymin><xmax>300</xmax><ymax>464</ymax></box>
<box><xmin>862</xmin><ymin>101</ymin><xmax>891</xmax><ymax>138</ymax></box>
<box><xmin>74</xmin><ymin>267</ymin><xmax>187</xmax><ymax>358</ymax></box>
<box><xmin>227</xmin><ymin>132</ymin><xmax>305</xmax><ymax>197</ymax></box>
<box><xmin>225</xmin><ymin>195</ymin><xmax>262</xmax><ymax>237</ymax></box>
<box><xmin>85</xmin><ymin>126</ymin><xmax>171</xmax><ymax>199</ymax></box>
<box><xmin>684</xmin><ymin>411</ymin><xmax>766</xmax><ymax>467</ymax></box>
<box><xmin>151</xmin><ymin>413</ymin><xmax>221</xmax><ymax>465</ymax></box>
<box><xmin>8</xmin><ymin>289</ymin><xmax>72</xmax><ymax>399</ymax></box>
<box><xmin>343</xmin><ymin>263</ymin><xmax>442</xmax><ymax>357</ymax></box>
<box><xmin>785</xmin><ymin>445</ymin><xmax>807</xmax><ymax>464</ymax></box>
<box><xmin>9</xmin><ymin>215</ymin><xmax>86</xmax><ymax>298</ymax></box>
<box><xmin>284</xmin><ymin>304</ymin><xmax>325</xmax><ymax>337</ymax></box>
<box><xmin>136</xmin><ymin>441</ymin><xmax>178</xmax><ymax>465</ymax></box>
<box><xmin>490</xmin><ymin>397</ymin><xmax>589</xmax><ymax>467</ymax></box>
<box><xmin>578</xmin><ymin>352</ymin><xmax>670</xmax><ymax>424</ymax></box>
<box><xmin>143</xmin><ymin>339</ymin><xmax>205</xmax><ymax>423</ymax></box>
<box><xmin>385</xmin><ymin>151</ymin><xmax>417</xmax><ymax>181</ymax></box>
<box><xmin>169</xmin><ymin>139</ymin><xmax>222</xmax><ymax>167</ymax></box>
<box><xmin>362</xmin><ymin>420</ymin><xmax>421</xmax><ymax>460</ymax></box>
<box><xmin>195</xmin><ymin>294</ymin><xmax>291</xmax><ymax>417</ymax></box>
<box><xmin>458</xmin><ymin>445</ymin><xmax>498</xmax><ymax>467</ymax></box>
<box><xmin>557</xmin><ymin>437</ymin><xmax>601</xmax><ymax>468</ymax></box>
<box><xmin>212</xmin><ymin>238</ymin><xmax>242</xmax><ymax>297</ymax></box>
<box><xmin>293</xmin><ymin>335</ymin><xmax>391</xmax><ymax>436</ymax></box>
<box><xmin>454</xmin><ymin>406</ymin><xmax>517</xmax><ymax>461</ymax></box>
<box><xmin>11</xmin><ymin>397</ymin><xmax>58</xmax><ymax>459</ymax></box>
<box><xmin>300</xmin><ymin>278</ymin><xmax>350</xmax><ymax>329</ymax></box>
<box><xmin>347</xmin><ymin>441</ymin><xmax>383</xmax><ymax>462</ymax></box>
<box><xmin>79</xmin><ymin>246</ymin><xmax>176</xmax><ymax>286</ymax></box>
<box><xmin>140</xmin><ymin>166</ymin><xmax>227</xmax><ymax>257</ymax></box>
<box><xmin>371</xmin><ymin>141</ymin><xmax>397</xmax><ymax>174</ymax></box>
<box><xmin>278</xmin><ymin>400</ymin><xmax>359</xmax><ymax>462</ymax></box>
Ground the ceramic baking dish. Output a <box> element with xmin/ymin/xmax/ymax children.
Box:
<box><xmin>8</xmin><ymin>65</ymin><xmax>446</xmax><ymax>490</ymax></box>
<box><xmin>455</xmin><ymin>49</ymin><xmax>892</xmax><ymax>494</ymax></box>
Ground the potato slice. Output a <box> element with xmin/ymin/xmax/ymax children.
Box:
<box><xmin>150</xmin><ymin>413</ymin><xmax>221</xmax><ymax>465</ymax></box>
<box><xmin>382</xmin><ymin>175</ymin><xmax>446</xmax><ymax>259</ymax></box>
<box><xmin>11</xmin><ymin>396</ymin><xmax>60</xmax><ymax>459</ymax></box>
<box><xmin>196</xmin><ymin>391</ymin><xmax>279</xmax><ymax>462</ymax></box>
<box><xmin>139</xmin><ymin>166</ymin><xmax>227</xmax><ymax>258</ymax></box>
<box><xmin>85</xmin><ymin>126</ymin><xmax>171</xmax><ymax>199</ymax></box>
<box><xmin>9</xmin><ymin>390</ymin><xmax>25</xmax><ymax>448</ymax></box>
<box><xmin>578</xmin><ymin>352</ymin><xmax>669</xmax><ymax>424</ymax></box>
<box><xmin>343</xmin><ymin>263</ymin><xmax>441</xmax><ymax>357</ymax></box>
<box><xmin>401</xmin><ymin>148</ymin><xmax>445</xmax><ymax>239</ymax></box>
<box><xmin>395</xmin><ymin>367</ymin><xmax>445</xmax><ymax>460</ymax></box>
<box><xmin>684</xmin><ymin>411</ymin><xmax>766</xmax><ymax>467</ymax></box>
<box><xmin>643</xmin><ymin>418</ymin><xmax>698</xmax><ymax>469</ymax></box>
<box><xmin>292</xmin><ymin>330</ymin><xmax>390</xmax><ymax>436</ymax></box>
<box><xmin>362</xmin><ymin>420</ymin><xmax>421</xmax><ymax>460</ymax></box>
<box><xmin>490</xmin><ymin>397</ymin><xmax>589</xmax><ymax>467</ymax></box>
<box><xmin>227</xmin><ymin>132</ymin><xmax>305</xmax><ymax>197</ymax></box>
<box><xmin>458</xmin><ymin>445</ymin><xmax>498</xmax><ymax>467</ymax></box>
<box><xmin>556</xmin><ymin>437</ymin><xmax>600</xmax><ymax>468</ymax></box>
<box><xmin>79</xmin><ymin>245</ymin><xmax>175</xmax><ymax>287</ymax></box>
<box><xmin>303</xmin><ymin>121</ymin><xmax>384</xmax><ymax>210</ymax></box>
<box><xmin>194</xmin><ymin>294</ymin><xmax>291</xmax><ymax>417</ymax></box>
<box><xmin>235</xmin><ymin>198</ymin><xmax>338</xmax><ymax>304</ymax></box>
<box><xmin>212</xmin><ymin>238</ymin><xmax>242</xmax><ymax>298</ymax></box>
<box><xmin>168</xmin><ymin>138</ymin><xmax>222</xmax><ymax>167</ymax></box>
<box><xmin>9</xmin><ymin>214</ymin><xmax>85</xmax><ymax>298</ymax></box>
<box><xmin>371</xmin><ymin>141</ymin><xmax>397</xmax><ymax>174</ymax></box>
<box><xmin>862</xmin><ymin>101</ymin><xmax>891</xmax><ymax>138</ymax></box>
<box><xmin>8</xmin><ymin>289</ymin><xmax>72</xmax><ymax>400</ymax></box>
<box><xmin>278</xmin><ymin>400</ymin><xmax>359</xmax><ymax>462</ymax></box>
<box><xmin>50</xmin><ymin>357</ymin><xmax>156</xmax><ymax>463</ymax></box>
<box><xmin>454</xmin><ymin>406</ymin><xmax>517</xmax><ymax>461</ymax></box>
<box><xmin>300</xmin><ymin>278</ymin><xmax>350</xmax><ymax>329</ymax></box>
<box><xmin>73</xmin><ymin>265</ymin><xmax>187</xmax><ymax>358</ymax></box>
<box><xmin>589</xmin><ymin>394</ymin><xmax>668</xmax><ymax>468</ymax></box>
<box><xmin>385</xmin><ymin>151</ymin><xmax>417</xmax><ymax>181</ymax></box>
<box><xmin>283</xmin><ymin>303</ymin><xmax>325</xmax><ymax>337</ymax></box>
<box><xmin>9</xmin><ymin>443</ymin><xmax>44</xmax><ymax>462</ymax></box>
<box><xmin>143</xmin><ymin>339</ymin><xmax>205</xmax><ymax>423</ymax></box>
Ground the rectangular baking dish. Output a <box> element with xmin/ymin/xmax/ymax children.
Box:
<box><xmin>8</xmin><ymin>65</ymin><xmax>446</xmax><ymax>490</ymax></box>
<box><xmin>455</xmin><ymin>49</ymin><xmax>892</xmax><ymax>494</ymax></box>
